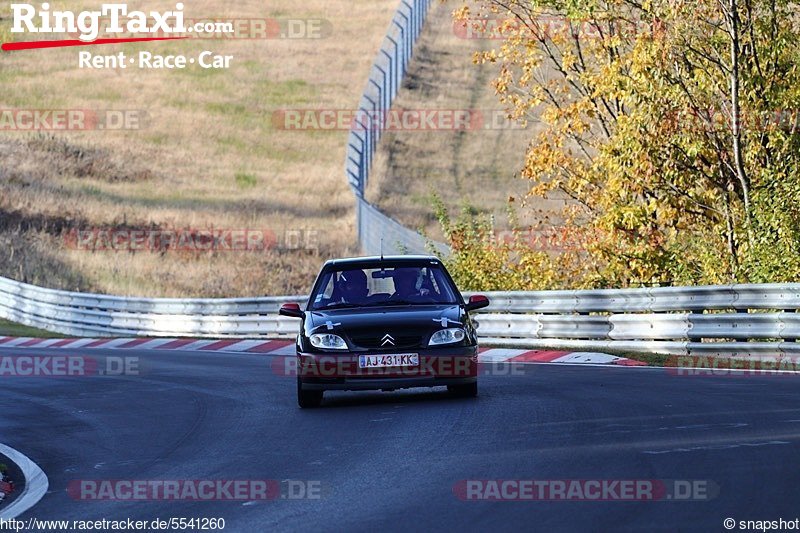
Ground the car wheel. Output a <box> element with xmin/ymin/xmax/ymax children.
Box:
<box><xmin>448</xmin><ymin>382</ymin><xmax>478</xmax><ymax>398</ymax></box>
<box><xmin>297</xmin><ymin>378</ymin><xmax>323</xmax><ymax>408</ymax></box>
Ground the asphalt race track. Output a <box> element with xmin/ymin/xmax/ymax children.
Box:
<box><xmin>1</xmin><ymin>346</ymin><xmax>799</xmax><ymax>532</ymax></box>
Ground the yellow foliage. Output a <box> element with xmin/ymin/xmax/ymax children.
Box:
<box><xmin>443</xmin><ymin>0</ymin><xmax>800</xmax><ymax>288</ymax></box>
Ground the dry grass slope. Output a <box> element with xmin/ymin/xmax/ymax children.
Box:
<box><xmin>368</xmin><ymin>3</ymin><xmax>570</xmax><ymax>241</ymax></box>
<box><xmin>0</xmin><ymin>0</ymin><xmax>397</xmax><ymax>297</ymax></box>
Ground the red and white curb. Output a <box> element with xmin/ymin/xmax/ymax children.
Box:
<box><xmin>478</xmin><ymin>348</ymin><xmax>645</xmax><ymax>366</ymax></box>
<box><xmin>0</xmin><ymin>337</ymin><xmax>645</xmax><ymax>365</ymax></box>
<box><xmin>0</xmin><ymin>336</ymin><xmax>296</xmax><ymax>356</ymax></box>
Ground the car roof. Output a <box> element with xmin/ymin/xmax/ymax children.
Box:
<box><xmin>322</xmin><ymin>255</ymin><xmax>442</xmax><ymax>269</ymax></box>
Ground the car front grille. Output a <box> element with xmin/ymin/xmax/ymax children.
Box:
<box><xmin>350</xmin><ymin>334</ymin><xmax>423</xmax><ymax>350</ymax></box>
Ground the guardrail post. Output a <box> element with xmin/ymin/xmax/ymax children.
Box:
<box><xmin>784</xmin><ymin>309</ymin><xmax>798</xmax><ymax>343</ymax></box>
<box><xmin>341</xmin><ymin>0</ymin><xmax>449</xmax><ymax>255</ymax></box>
<box><xmin>735</xmin><ymin>308</ymin><xmax>748</xmax><ymax>342</ymax></box>
<box><xmin>383</xmin><ymin>41</ymin><xmax>398</xmax><ymax>99</ymax></box>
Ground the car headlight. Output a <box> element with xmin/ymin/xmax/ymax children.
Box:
<box><xmin>429</xmin><ymin>328</ymin><xmax>466</xmax><ymax>346</ymax></box>
<box><xmin>310</xmin><ymin>333</ymin><xmax>348</xmax><ymax>350</ymax></box>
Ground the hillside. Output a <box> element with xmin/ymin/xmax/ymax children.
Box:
<box><xmin>0</xmin><ymin>0</ymin><xmax>396</xmax><ymax>297</ymax></box>
<box><xmin>367</xmin><ymin>2</ymin><xmax>570</xmax><ymax>243</ymax></box>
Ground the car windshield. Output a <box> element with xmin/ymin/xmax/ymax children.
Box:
<box><xmin>310</xmin><ymin>264</ymin><xmax>460</xmax><ymax>310</ymax></box>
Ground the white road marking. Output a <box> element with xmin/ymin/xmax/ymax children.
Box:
<box><xmin>552</xmin><ymin>352</ymin><xmax>624</xmax><ymax>364</ymax></box>
<box><xmin>642</xmin><ymin>440</ymin><xmax>790</xmax><ymax>455</ymax></box>
<box><xmin>479</xmin><ymin>349</ymin><xmax>527</xmax><ymax>363</ymax></box>
<box><xmin>0</xmin><ymin>443</ymin><xmax>49</xmax><ymax>519</ymax></box>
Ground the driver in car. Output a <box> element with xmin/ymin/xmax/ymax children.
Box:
<box><xmin>337</xmin><ymin>269</ymin><xmax>369</xmax><ymax>304</ymax></box>
<box><xmin>390</xmin><ymin>268</ymin><xmax>429</xmax><ymax>300</ymax></box>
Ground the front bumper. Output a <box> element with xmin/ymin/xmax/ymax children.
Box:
<box><xmin>300</xmin><ymin>376</ymin><xmax>476</xmax><ymax>392</ymax></box>
<box><xmin>296</xmin><ymin>346</ymin><xmax>478</xmax><ymax>392</ymax></box>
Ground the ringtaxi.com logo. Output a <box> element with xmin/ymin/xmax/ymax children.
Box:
<box><xmin>4</xmin><ymin>4</ymin><xmax>330</xmax><ymax>51</ymax></box>
<box><xmin>10</xmin><ymin>2</ymin><xmax>190</xmax><ymax>43</ymax></box>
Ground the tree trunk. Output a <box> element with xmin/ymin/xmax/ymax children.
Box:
<box><xmin>724</xmin><ymin>183</ymin><xmax>739</xmax><ymax>280</ymax></box>
<box><xmin>728</xmin><ymin>0</ymin><xmax>754</xmax><ymax>246</ymax></box>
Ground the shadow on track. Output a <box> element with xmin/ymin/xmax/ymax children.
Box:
<box><xmin>314</xmin><ymin>388</ymin><xmax>479</xmax><ymax>409</ymax></box>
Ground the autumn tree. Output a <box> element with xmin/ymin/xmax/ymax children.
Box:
<box><xmin>443</xmin><ymin>0</ymin><xmax>800</xmax><ymax>289</ymax></box>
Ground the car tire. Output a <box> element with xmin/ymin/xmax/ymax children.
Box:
<box><xmin>297</xmin><ymin>378</ymin><xmax>323</xmax><ymax>408</ymax></box>
<box><xmin>448</xmin><ymin>382</ymin><xmax>478</xmax><ymax>398</ymax></box>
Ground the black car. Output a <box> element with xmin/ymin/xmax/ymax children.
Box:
<box><xmin>279</xmin><ymin>255</ymin><xmax>490</xmax><ymax>408</ymax></box>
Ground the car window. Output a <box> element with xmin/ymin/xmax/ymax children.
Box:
<box><xmin>311</xmin><ymin>265</ymin><xmax>459</xmax><ymax>309</ymax></box>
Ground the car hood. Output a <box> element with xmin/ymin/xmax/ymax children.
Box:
<box><xmin>308</xmin><ymin>304</ymin><xmax>464</xmax><ymax>332</ymax></box>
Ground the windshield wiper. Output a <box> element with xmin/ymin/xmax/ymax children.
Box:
<box><xmin>316</xmin><ymin>299</ymin><xmax>453</xmax><ymax>310</ymax></box>
<box><xmin>315</xmin><ymin>302</ymin><xmax>360</xmax><ymax>310</ymax></box>
<box><xmin>377</xmin><ymin>299</ymin><xmax>416</xmax><ymax>306</ymax></box>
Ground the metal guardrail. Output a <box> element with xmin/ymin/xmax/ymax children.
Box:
<box><xmin>2</xmin><ymin>275</ymin><xmax>800</xmax><ymax>359</ymax></box>
<box><xmin>0</xmin><ymin>277</ymin><xmax>305</xmax><ymax>339</ymax></box>
<box><xmin>468</xmin><ymin>284</ymin><xmax>800</xmax><ymax>359</ymax></box>
<box><xmin>2</xmin><ymin>3</ymin><xmax>792</xmax><ymax>360</ymax></box>
<box><xmin>344</xmin><ymin>0</ymin><xmax>450</xmax><ymax>256</ymax></box>
<box><xmin>473</xmin><ymin>285</ymin><xmax>800</xmax><ymax>314</ymax></box>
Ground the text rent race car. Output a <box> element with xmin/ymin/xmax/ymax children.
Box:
<box><xmin>279</xmin><ymin>256</ymin><xmax>490</xmax><ymax>408</ymax></box>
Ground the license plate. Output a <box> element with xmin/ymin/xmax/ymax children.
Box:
<box><xmin>358</xmin><ymin>353</ymin><xmax>419</xmax><ymax>369</ymax></box>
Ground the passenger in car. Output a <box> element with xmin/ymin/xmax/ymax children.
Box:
<box><xmin>337</xmin><ymin>269</ymin><xmax>369</xmax><ymax>304</ymax></box>
<box><xmin>391</xmin><ymin>268</ymin><xmax>422</xmax><ymax>299</ymax></box>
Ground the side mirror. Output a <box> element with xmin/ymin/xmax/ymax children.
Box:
<box><xmin>465</xmin><ymin>294</ymin><xmax>490</xmax><ymax>312</ymax></box>
<box><xmin>279</xmin><ymin>302</ymin><xmax>303</xmax><ymax>318</ymax></box>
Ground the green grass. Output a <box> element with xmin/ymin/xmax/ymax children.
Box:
<box><xmin>218</xmin><ymin>136</ymin><xmax>249</xmax><ymax>153</ymax></box>
<box><xmin>610</xmin><ymin>351</ymin><xmax>671</xmax><ymax>366</ymax></box>
<box><xmin>205</xmin><ymin>102</ymin><xmax>249</xmax><ymax>116</ymax></box>
<box><xmin>0</xmin><ymin>23</ymin><xmax>11</xmax><ymax>51</ymax></box>
<box><xmin>145</xmin><ymin>133</ymin><xmax>170</xmax><ymax>146</ymax></box>
<box><xmin>241</xmin><ymin>60</ymin><xmax>262</xmax><ymax>74</ymax></box>
<box><xmin>235</xmin><ymin>172</ymin><xmax>258</xmax><ymax>188</ymax></box>
<box><xmin>0</xmin><ymin>319</ymin><xmax>65</xmax><ymax>338</ymax></box>
<box><xmin>258</xmin><ymin>79</ymin><xmax>316</xmax><ymax>106</ymax></box>
<box><xmin>204</xmin><ymin>101</ymin><xmax>263</xmax><ymax>130</ymax></box>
